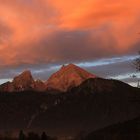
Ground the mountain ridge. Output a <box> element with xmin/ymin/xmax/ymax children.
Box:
<box><xmin>0</xmin><ymin>64</ymin><xmax>97</xmax><ymax>92</ymax></box>
<box><xmin>0</xmin><ymin>63</ymin><xmax>137</xmax><ymax>93</ymax></box>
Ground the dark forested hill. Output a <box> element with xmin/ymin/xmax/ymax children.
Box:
<box><xmin>84</xmin><ymin>116</ymin><xmax>140</xmax><ymax>140</ymax></box>
<box><xmin>0</xmin><ymin>78</ymin><xmax>139</xmax><ymax>137</ymax></box>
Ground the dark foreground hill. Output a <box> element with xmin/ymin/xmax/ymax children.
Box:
<box><xmin>84</xmin><ymin>117</ymin><xmax>140</xmax><ymax>140</ymax></box>
<box><xmin>0</xmin><ymin>78</ymin><xmax>140</xmax><ymax>137</ymax></box>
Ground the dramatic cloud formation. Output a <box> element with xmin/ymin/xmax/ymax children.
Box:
<box><xmin>0</xmin><ymin>0</ymin><xmax>140</xmax><ymax>85</ymax></box>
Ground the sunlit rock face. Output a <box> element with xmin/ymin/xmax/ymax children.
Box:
<box><xmin>0</xmin><ymin>81</ymin><xmax>14</xmax><ymax>92</ymax></box>
<box><xmin>45</xmin><ymin>64</ymin><xmax>96</xmax><ymax>92</ymax></box>
<box><xmin>33</xmin><ymin>79</ymin><xmax>46</xmax><ymax>92</ymax></box>
<box><xmin>12</xmin><ymin>70</ymin><xmax>35</xmax><ymax>91</ymax></box>
<box><xmin>0</xmin><ymin>71</ymin><xmax>46</xmax><ymax>92</ymax></box>
<box><xmin>10</xmin><ymin>71</ymin><xmax>47</xmax><ymax>92</ymax></box>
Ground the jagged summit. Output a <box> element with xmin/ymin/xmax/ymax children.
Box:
<box><xmin>12</xmin><ymin>70</ymin><xmax>34</xmax><ymax>91</ymax></box>
<box><xmin>0</xmin><ymin>70</ymin><xmax>46</xmax><ymax>92</ymax></box>
<box><xmin>45</xmin><ymin>63</ymin><xmax>96</xmax><ymax>92</ymax></box>
<box><xmin>17</xmin><ymin>70</ymin><xmax>32</xmax><ymax>76</ymax></box>
<box><xmin>60</xmin><ymin>63</ymin><xmax>78</xmax><ymax>69</ymax></box>
<box><xmin>60</xmin><ymin>63</ymin><xmax>84</xmax><ymax>72</ymax></box>
<box><xmin>13</xmin><ymin>70</ymin><xmax>33</xmax><ymax>81</ymax></box>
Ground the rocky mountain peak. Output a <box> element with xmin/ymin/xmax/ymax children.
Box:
<box><xmin>45</xmin><ymin>63</ymin><xmax>96</xmax><ymax>92</ymax></box>
<box><xmin>60</xmin><ymin>63</ymin><xmax>77</xmax><ymax>69</ymax></box>
<box><xmin>12</xmin><ymin>70</ymin><xmax>34</xmax><ymax>91</ymax></box>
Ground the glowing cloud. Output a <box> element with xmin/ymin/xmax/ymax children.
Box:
<box><xmin>0</xmin><ymin>0</ymin><xmax>140</xmax><ymax>67</ymax></box>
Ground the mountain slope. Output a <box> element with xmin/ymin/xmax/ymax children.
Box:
<box><xmin>33</xmin><ymin>78</ymin><xmax>140</xmax><ymax>136</ymax></box>
<box><xmin>0</xmin><ymin>78</ymin><xmax>139</xmax><ymax>137</ymax></box>
<box><xmin>0</xmin><ymin>81</ymin><xmax>14</xmax><ymax>92</ymax></box>
<box><xmin>84</xmin><ymin>117</ymin><xmax>140</xmax><ymax>140</ymax></box>
<box><xmin>45</xmin><ymin>64</ymin><xmax>96</xmax><ymax>92</ymax></box>
<box><xmin>33</xmin><ymin>79</ymin><xmax>46</xmax><ymax>92</ymax></box>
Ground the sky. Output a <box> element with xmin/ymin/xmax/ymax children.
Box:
<box><xmin>0</xmin><ymin>0</ymin><xmax>140</xmax><ymax>86</ymax></box>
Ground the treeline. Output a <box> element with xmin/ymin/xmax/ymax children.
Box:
<box><xmin>18</xmin><ymin>131</ymin><xmax>57</xmax><ymax>140</ymax></box>
<box><xmin>0</xmin><ymin>131</ymin><xmax>57</xmax><ymax>140</ymax></box>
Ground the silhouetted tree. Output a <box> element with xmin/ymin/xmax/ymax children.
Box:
<box><xmin>134</xmin><ymin>51</ymin><xmax>140</xmax><ymax>71</ymax></box>
<box><xmin>133</xmin><ymin>51</ymin><xmax>140</xmax><ymax>88</ymax></box>
<box><xmin>41</xmin><ymin>132</ymin><xmax>48</xmax><ymax>140</ymax></box>
<box><xmin>18</xmin><ymin>130</ymin><xmax>26</xmax><ymax>140</ymax></box>
<box><xmin>27</xmin><ymin>132</ymin><xmax>40</xmax><ymax>140</ymax></box>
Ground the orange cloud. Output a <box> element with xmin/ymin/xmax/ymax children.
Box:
<box><xmin>49</xmin><ymin>0</ymin><xmax>140</xmax><ymax>50</ymax></box>
<box><xmin>0</xmin><ymin>0</ymin><xmax>140</xmax><ymax>67</ymax></box>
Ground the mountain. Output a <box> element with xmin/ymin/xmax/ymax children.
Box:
<box><xmin>0</xmin><ymin>70</ymin><xmax>46</xmax><ymax>92</ymax></box>
<box><xmin>0</xmin><ymin>64</ymin><xmax>96</xmax><ymax>92</ymax></box>
<box><xmin>45</xmin><ymin>64</ymin><xmax>96</xmax><ymax>92</ymax></box>
<box><xmin>12</xmin><ymin>70</ymin><xmax>34</xmax><ymax>91</ymax></box>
